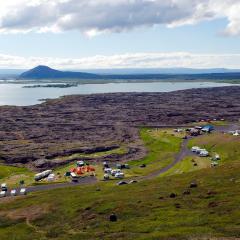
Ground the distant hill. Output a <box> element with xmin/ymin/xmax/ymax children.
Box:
<box><xmin>82</xmin><ymin>67</ymin><xmax>240</xmax><ymax>75</ymax></box>
<box><xmin>18</xmin><ymin>65</ymin><xmax>99</xmax><ymax>80</ymax></box>
<box><xmin>18</xmin><ymin>65</ymin><xmax>240</xmax><ymax>81</ymax></box>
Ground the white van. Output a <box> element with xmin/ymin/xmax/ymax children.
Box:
<box><xmin>0</xmin><ymin>191</ymin><xmax>6</xmax><ymax>198</ymax></box>
<box><xmin>115</xmin><ymin>172</ymin><xmax>125</xmax><ymax>179</ymax></box>
<box><xmin>199</xmin><ymin>150</ymin><xmax>209</xmax><ymax>157</ymax></box>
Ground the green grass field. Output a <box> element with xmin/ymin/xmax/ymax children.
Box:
<box><xmin>161</xmin><ymin>156</ymin><xmax>211</xmax><ymax>177</ymax></box>
<box><xmin>0</xmin><ymin>165</ymin><xmax>34</xmax><ymax>188</ymax></box>
<box><xmin>125</xmin><ymin>128</ymin><xmax>183</xmax><ymax>177</ymax></box>
<box><xmin>188</xmin><ymin>132</ymin><xmax>240</xmax><ymax>164</ymax></box>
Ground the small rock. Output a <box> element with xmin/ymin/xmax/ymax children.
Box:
<box><xmin>208</xmin><ymin>202</ymin><xmax>218</xmax><ymax>208</ymax></box>
<box><xmin>190</xmin><ymin>182</ymin><xmax>198</xmax><ymax>188</ymax></box>
<box><xmin>175</xmin><ymin>203</ymin><xmax>181</xmax><ymax>208</ymax></box>
<box><xmin>169</xmin><ymin>193</ymin><xmax>176</xmax><ymax>198</ymax></box>
<box><xmin>109</xmin><ymin>213</ymin><xmax>117</xmax><ymax>222</ymax></box>
<box><xmin>207</xmin><ymin>190</ymin><xmax>217</xmax><ymax>195</ymax></box>
<box><xmin>140</xmin><ymin>164</ymin><xmax>146</xmax><ymax>168</ymax></box>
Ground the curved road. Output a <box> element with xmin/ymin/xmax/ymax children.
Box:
<box><xmin>139</xmin><ymin>137</ymin><xmax>194</xmax><ymax>181</ymax></box>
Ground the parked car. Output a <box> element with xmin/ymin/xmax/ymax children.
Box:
<box><xmin>10</xmin><ymin>189</ymin><xmax>17</xmax><ymax>196</ymax></box>
<box><xmin>1</xmin><ymin>183</ymin><xmax>8</xmax><ymax>192</ymax></box>
<box><xmin>0</xmin><ymin>191</ymin><xmax>6</xmax><ymax>198</ymax></box>
<box><xmin>77</xmin><ymin>161</ymin><xmax>85</xmax><ymax>167</ymax></box>
<box><xmin>19</xmin><ymin>188</ymin><xmax>27</xmax><ymax>195</ymax></box>
<box><xmin>111</xmin><ymin>169</ymin><xmax>121</xmax><ymax>176</ymax></box>
<box><xmin>199</xmin><ymin>150</ymin><xmax>209</xmax><ymax>157</ymax></box>
<box><xmin>115</xmin><ymin>172</ymin><xmax>124</xmax><ymax>179</ymax></box>
<box><xmin>103</xmin><ymin>174</ymin><xmax>110</xmax><ymax>180</ymax></box>
<box><xmin>104</xmin><ymin>168</ymin><xmax>112</xmax><ymax>174</ymax></box>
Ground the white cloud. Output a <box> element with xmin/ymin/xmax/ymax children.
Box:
<box><xmin>0</xmin><ymin>0</ymin><xmax>240</xmax><ymax>36</ymax></box>
<box><xmin>1</xmin><ymin>52</ymin><xmax>240</xmax><ymax>69</ymax></box>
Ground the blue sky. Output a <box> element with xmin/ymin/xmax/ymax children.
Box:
<box><xmin>0</xmin><ymin>0</ymin><xmax>240</xmax><ymax>69</ymax></box>
<box><xmin>1</xmin><ymin>19</ymin><xmax>239</xmax><ymax>58</ymax></box>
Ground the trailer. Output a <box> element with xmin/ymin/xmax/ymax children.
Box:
<box><xmin>34</xmin><ymin>170</ymin><xmax>53</xmax><ymax>181</ymax></box>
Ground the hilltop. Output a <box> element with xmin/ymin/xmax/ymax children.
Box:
<box><xmin>18</xmin><ymin>65</ymin><xmax>99</xmax><ymax>80</ymax></box>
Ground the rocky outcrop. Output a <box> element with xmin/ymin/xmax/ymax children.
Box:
<box><xmin>0</xmin><ymin>86</ymin><xmax>239</xmax><ymax>169</ymax></box>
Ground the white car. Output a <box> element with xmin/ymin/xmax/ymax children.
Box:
<box><xmin>0</xmin><ymin>191</ymin><xmax>6</xmax><ymax>198</ymax></box>
<box><xmin>111</xmin><ymin>169</ymin><xmax>121</xmax><ymax>176</ymax></box>
<box><xmin>10</xmin><ymin>189</ymin><xmax>17</xmax><ymax>196</ymax></box>
<box><xmin>104</xmin><ymin>168</ymin><xmax>112</xmax><ymax>174</ymax></box>
<box><xmin>19</xmin><ymin>188</ymin><xmax>27</xmax><ymax>195</ymax></box>
<box><xmin>233</xmin><ymin>131</ymin><xmax>239</xmax><ymax>136</ymax></box>
<box><xmin>103</xmin><ymin>174</ymin><xmax>110</xmax><ymax>180</ymax></box>
<box><xmin>115</xmin><ymin>172</ymin><xmax>125</xmax><ymax>179</ymax></box>
<box><xmin>1</xmin><ymin>183</ymin><xmax>8</xmax><ymax>192</ymax></box>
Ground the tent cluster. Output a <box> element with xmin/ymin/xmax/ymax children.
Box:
<box><xmin>70</xmin><ymin>161</ymin><xmax>95</xmax><ymax>176</ymax></box>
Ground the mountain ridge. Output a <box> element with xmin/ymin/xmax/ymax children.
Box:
<box><xmin>18</xmin><ymin>65</ymin><xmax>240</xmax><ymax>81</ymax></box>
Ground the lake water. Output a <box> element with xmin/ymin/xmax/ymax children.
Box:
<box><xmin>0</xmin><ymin>81</ymin><xmax>236</xmax><ymax>106</ymax></box>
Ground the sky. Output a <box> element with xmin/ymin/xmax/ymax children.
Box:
<box><xmin>0</xmin><ymin>0</ymin><xmax>240</xmax><ymax>70</ymax></box>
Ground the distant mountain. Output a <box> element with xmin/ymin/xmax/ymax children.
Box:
<box><xmin>17</xmin><ymin>65</ymin><xmax>240</xmax><ymax>81</ymax></box>
<box><xmin>19</xmin><ymin>65</ymin><xmax>99</xmax><ymax>80</ymax></box>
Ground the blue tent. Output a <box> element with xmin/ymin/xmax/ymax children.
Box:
<box><xmin>202</xmin><ymin>125</ymin><xmax>214</xmax><ymax>132</ymax></box>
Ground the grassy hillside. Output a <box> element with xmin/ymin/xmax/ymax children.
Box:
<box><xmin>0</xmin><ymin>161</ymin><xmax>240</xmax><ymax>240</ymax></box>
<box><xmin>0</xmin><ymin>128</ymin><xmax>239</xmax><ymax>240</ymax></box>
